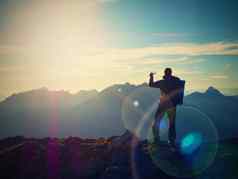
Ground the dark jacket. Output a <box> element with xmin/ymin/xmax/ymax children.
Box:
<box><xmin>149</xmin><ymin>75</ymin><xmax>185</xmax><ymax>106</ymax></box>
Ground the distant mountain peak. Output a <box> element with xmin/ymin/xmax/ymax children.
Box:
<box><xmin>205</xmin><ymin>86</ymin><xmax>223</xmax><ymax>96</ymax></box>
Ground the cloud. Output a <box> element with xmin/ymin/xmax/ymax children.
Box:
<box><xmin>210</xmin><ymin>75</ymin><xmax>229</xmax><ymax>79</ymax></box>
<box><xmin>0</xmin><ymin>65</ymin><xmax>26</xmax><ymax>73</ymax></box>
<box><xmin>0</xmin><ymin>46</ymin><xmax>25</xmax><ymax>55</ymax></box>
<box><xmin>0</xmin><ymin>41</ymin><xmax>236</xmax><ymax>76</ymax></box>
<box><xmin>152</xmin><ymin>32</ymin><xmax>188</xmax><ymax>38</ymax></box>
<box><xmin>131</xmin><ymin>57</ymin><xmax>205</xmax><ymax>66</ymax></box>
<box><xmin>1</xmin><ymin>42</ymin><xmax>238</xmax><ymax>59</ymax></box>
<box><xmin>85</xmin><ymin>42</ymin><xmax>238</xmax><ymax>63</ymax></box>
<box><xmin>175</xmin><ymin>69</ymin><xmax>204</xmax><ymax>75</ymax></box>
<box><xmin>97</xmin><ymin>0</ymin><xmax>118</xmax><ymax>3</ymax></box>
<box><xmin>224</xmin><ymin>63</ymin><xmax>231</xmax><ymax>71</ymax></box>
<box><xmin>143</xmin><ymin>42</ymin><xmax>238</xmax><ymax>56</ymax></box>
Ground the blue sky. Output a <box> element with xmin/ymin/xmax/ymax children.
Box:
<box><xmin>0</xmin><ymin>0</ymin><xmax>238</xmax><ymax>98</ymax></box>
<box><xmin>102</xmin><ymin>0</ymin><xmax>238</xmax><ymax>46</ymax></box>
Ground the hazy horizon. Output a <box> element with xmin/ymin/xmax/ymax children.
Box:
<box><xmin>0</xmin><ymin>82</ymin><xmax>238</xmax><ymax>102</ymax></box>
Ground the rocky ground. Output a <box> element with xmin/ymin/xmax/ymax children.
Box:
<box><xmin>0</xmin><ymin>131</ymin><xmax>237</xmax><ymax>179</ymax></box>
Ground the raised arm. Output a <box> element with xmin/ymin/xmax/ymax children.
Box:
<box><xmin>149</xmin><ymin>72</ymin><xmax>155</xmax><ymax>87</ymax></box>
<box><xmin>149</xmin><ymin>73</ymin><xmax>161</xmax><ymax>88</ymax></box>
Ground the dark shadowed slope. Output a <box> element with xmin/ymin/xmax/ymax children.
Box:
<box><xmin>184</xmin><ymin>87</ymin><xmax>238</xmax><ymax>138</ymax></box>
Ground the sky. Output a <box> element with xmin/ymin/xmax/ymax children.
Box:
<box><xmin>0</xmin><ymin>0</ymin><xmax>238</xmax><ymax>98</ymax></box>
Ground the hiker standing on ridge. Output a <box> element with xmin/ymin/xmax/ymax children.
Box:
<box><xmin>149</xmin><ymin>68</ymin><xmax>185</xmax><ymax>148</ymax></box>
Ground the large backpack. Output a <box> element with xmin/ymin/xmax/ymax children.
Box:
<box><xmin>173</xmin><ymin>80</ymin><xmax>185</xmax><ymax>105</ymax></box>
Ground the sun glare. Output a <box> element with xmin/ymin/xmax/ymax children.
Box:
<box><xmin>6</xmin><ymin>1</ymin><xmax>112</xmax><ymax>91</ymax></box>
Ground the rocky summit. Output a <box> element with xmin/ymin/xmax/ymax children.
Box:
<box><xmin>0</xmin><ymin>131</ymin><xmax>237</xmax><ymax>179</ymax></box>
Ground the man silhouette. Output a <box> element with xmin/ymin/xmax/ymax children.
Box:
<box><xmin>149</xmin><ymin>68</ymin><xmax>185</xmax><ymax>148</ymax></box>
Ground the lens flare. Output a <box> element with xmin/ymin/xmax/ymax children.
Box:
<box><xmin>121</xmin><ymin>86</ymin><xmax>160</xmax><ymax>138</ymax></box>
<box><xmin>146</xmin><ymin>106</ymin><xmax>218</xmax><ymax>177</ymax></box>
<box><xmin>180</xmin><ymin>132</ymin><xmax>203</xmax><ymax>155</ymax></box>
<box><xmin>122</xmin><ymin>88</ymin><xmax>219</xmax><ymax>178</ymax></box>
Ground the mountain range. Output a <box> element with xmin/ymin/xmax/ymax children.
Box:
<box><xmin>0</xmin><ymin>84</ymin><xmax>237</xmax><ymax>139</ymax></box>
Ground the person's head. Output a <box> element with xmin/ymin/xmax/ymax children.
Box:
<box><xmin>164</xmin><ymin>68</ymin><xmax>172</xmax><ymax>77</ymax></box>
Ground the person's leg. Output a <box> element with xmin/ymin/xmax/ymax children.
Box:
<box><xmin>167</xmin><ymin>107</ymin><xmax>177</xmax><ymax>145</ymax></box>
<box><xmin>152</xmin><ymin>105</ymin><xmax>165</xmax><ymax>143</ymax></box>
